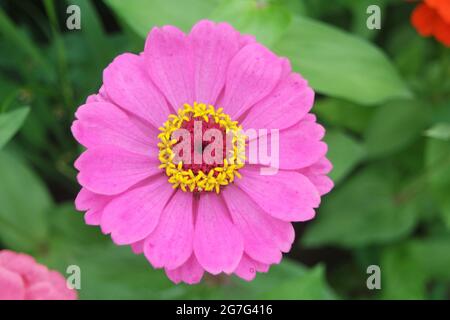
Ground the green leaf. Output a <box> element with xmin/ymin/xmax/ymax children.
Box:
<box><xmin>273</xmin><ymin>16</ymin><xmax>411</xmax><ymax>105</ymax></box>
<box><xmin>0</xmin><ymin>9</ymin><xmax>51</xmax><ymax>72</ymax></box>
<box><xmin>105</xmin><ymin>0</ymin><xmax>221</xmax><ymax>36</ymax></box>
<box><xmin>381</xmin><ymin>242</ymin><xmax>426</xmax><ymax>299</ymax></box>
<box><xmin>0</xmin><ymin>150</ymin><xmax>52</xmax><ymax>251</ymax></box>
<box><xmin>303</xmin><ymin>165</ymin><xmax>419</xmax><ymax>248</ymax></box>
<box><xmin>381</xmin><ymin>236</ymin><xmax>450</xmax><ymax>299</ymax></box>
<box><xmin>324</xmin><ymin>129</ymin><xmax>366</xmax><ymax>183</ymax></box>
<box><xmin>15</xmin><ymin>103</ymin><xmax>50</xmax><ymax>149</ymax></box>
<box><xmin>105</xmin><ymin>0</ymin><xmax>290</xmax><ymax>46</ymax></box>
<box><xmin>364</xmin><ymin>99</ymin><xmax>430</xmax><ymax>158</ymax></box>
<box><xmin>260</xmin><ymin>264</ymin><xmax>335</xmax><ymax>299</ymax></box>
<box><xmin>0</xmin><ymin>107</ymin><xmax>30</xmax><ymax>149</ymax></box>
<box><xmin>315</xmin><ymin>98</ymin><xmax>374</xmax><ymax>133</ymax></box>
<box><xmin>210</xmin><ymin>0</ymin><xmax>291</xmax><ymax>46</ymax></box>
<box><xmin>425</xmin><ymin>123</ymin><xmax>450</xmax><ymax>141</ymax></box>
<box><xmin>426</xmin><ymin>138</ymin><xmax>450</xmax><ymax>229</ymax></box>
<box><xmin>414</xmin><ymin>236</ymin><xmax>450</xmax><ymax>281</ymax></box>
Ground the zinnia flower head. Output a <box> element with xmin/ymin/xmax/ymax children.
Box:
<box><xmin>72</xmin><ymin>20</ymin><xmax>333</xmax><ymax>284</ymax></box>
<box><xmin>411</xmin><ymin>0</ymin><xmax>450</xmax><ymax>46</ymax></box>
<box><xmin>0</xmin><ymin>250</ymin><xmax>77</xmax><ymax>300</ymax></box>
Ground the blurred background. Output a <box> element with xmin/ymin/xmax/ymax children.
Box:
<box><xmin>0</xmin><ymin>0</ymin><xmax>449</xmax><ymax>299</ymax></box>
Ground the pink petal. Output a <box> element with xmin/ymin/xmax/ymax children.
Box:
<box><xmin>25</xmin><ymin>283</ymin><xmax>56</xmax><ymax>300</ymax></box>
<box><xmin>25</xmin><ymin>271</ymin><xmax>76</xmax><ymax>300</ymax></box>
<box><xmin>194</xmin><ymin>193</ymin><xmax>244</xmax><ymax>274</ymax></box>
<box><xmin>86</xmin><ymin>86</ymin><xmax>110</xmax><ymax>103</ymax></box>
<box><xmin>84</xmin><ymin>208</ymin><xmax>104</xmax><ymax>226</ymax></box>
<box><xmin>288</xmin><ymin>117</ymin><xmax>326</xmax><ymax>140</ymax></box>
<box><xmin>98</xmin><ymin>85</ymin><xmax>110</xmax><ymax>101</ymax></box>
<box><xmin>165</xmin><ymin>254</ymin><xmax>204</xmax><ymax>285</ymax></box>
<box><xmin>144</xmin><ymin>191</ymin><xmax>194</xmax><ymax>269</ymax></box>
<box><xmin>189</xmin><ymin>20</ymin><xmax>241</xmax><ymax>105</ymax></box>
<box><xmin>86</xmin><ymin>94</ymin><xmax>102</xmax><ymax>103</ymax></box>
<box><xmin>72</xmin><ymin>102</ymin><xmax>158</xmax><ymax>156</ymax></box>
<box><xmin>222</xmin><ymin>185</ymin><xmax>294</xmax><ymax>264</ymax></box>
<box><xmin>75</xmin><ymin>188</ymin><xmax>111</xmax><ymax>226</ymax></box>
<box><xmin>306</xmin><ymin>174</ymin><xmax>334</xmax><ymax>196</ymax></box>
<box><xmin>0</xmin><ymin>266</ymin><xmax>25</xmax><ymax>300</ymax></box>
<box><xmin>234</xmin><ymin>254</ymin><xmax>270</xmax><ymax>281</ymax></box>
<box><xmin>101</xmin><ymin>176</ymin><xmax>174</xmax><ymax>245</ymax></box>
<box><xmin>299</xmin><ymin>157</ymin><xmax>333</xmax><ymax>175</ymax></box>
<box><xmin>256</xmin><ymin>262</ymin><xmax>270</xmax><ymax>273</ymax></box>
<box><xmin>249</xmin><ymin>119</ymin><xmax>327</xmax><ymax>170</ymax></box>
<box><xmin>303</xmin><ymin>113</ymin><xmax>317</xmax><ymax>122</ymax></box>
<box><xmin>75</xmin><ymin>146</ymin><xmax>160</xmax><ymax>195</ymax></box>
<box><xmin>239</xmin><ymin>34</ymin><xmax>256</xmax><ymax>47</ymax></box>
<box><xmin>75</xmin><ymin>188</ymin><xmax>105</xmax><ymax>211</ymax></box>
<box><xmin>0</xmin><ymin>251</ymin><xmax>47</xmax><ymax>285</ymax></box>
<box><xmin>237</xmin><ymin>167</ymin><xmax>320</xmax><ymax>222</ymax></box>
<box><xmin>277</xmin><ymin>121</ymin><xmax>328</xmax><ymax>169</ymax></box>
<box><xmin>46</xmin><ymin>271</ymin><xmax>77</xmax><ymax>300</ymax></box>
<box><xmin>103</xmin><ymin>53</ymin><xmax>170</xmax><ymax>128</ymax></box>
<box><xmin>0</xmin><ymin>251</ymin><xmax>77</xmax><ymax>300</ymax></box>
<box><xmin>144</xmin><ymin>26</ymin><xmax>194</xmax><ymax>110</ymax></box>
<box><xmin>219</xmin><ymin>43</ymin><xmax>283</xmax><ymax>119</ymax></box>
<box><xmin>242</xmin><ymin>71</ymin><xmax>314</xmax><ymax>130</ymax></box>
<box><xmin>298</xmin><ymin>157</ymin><xmax>334</xmax><ymax>196</ymax></box>
<box><xmin>131</xmin><ymin>240</ymin><xmax>145</xmax><ymax>254</ymax></box>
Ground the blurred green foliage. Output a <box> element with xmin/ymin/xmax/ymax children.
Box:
<box><xmin>0</xmin><ymin>0</ymin><xmax>449</xmax><ymax>299</ymax></box>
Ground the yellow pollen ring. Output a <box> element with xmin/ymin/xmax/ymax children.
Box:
<box><xmin>158</xmin><ymin>102</ymin><xmax>246</xmax><ymax>193</ymax></box>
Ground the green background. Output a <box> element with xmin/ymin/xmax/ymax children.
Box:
<box><xmin>0</xmin><ymin>0</ymin><xmax>449</xmax><ymax>299</ymax></box>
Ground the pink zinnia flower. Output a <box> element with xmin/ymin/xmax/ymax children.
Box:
<box><xmin>0</xmin><ymin>250</ymin><xmax>77</xmax><ymax>300</ymax></box>
<box><xmin>72</xmin><ymin>20</ymin><xmax>332</xmax><ymax>284</ymax></box>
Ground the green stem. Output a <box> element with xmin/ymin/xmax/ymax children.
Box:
<box><xmin>43</xmin><ymin>0</ymin><xmax>75</xmax><ymax>109</ymax></box>
<box><xmin>0</xmin><ymin>9</ymin><xmax>52</xmax><ymax>72</ymax></box>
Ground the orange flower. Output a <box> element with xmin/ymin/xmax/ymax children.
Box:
<box><xmin>411</xmin><ymin>0</ymin><xmax>450</xmax><ymax>46</ymax></box>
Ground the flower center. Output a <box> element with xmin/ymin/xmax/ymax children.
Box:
<box><xmin>158</xmin><ymin>102</ymin><xmax>246</xmax><ymax>193</ymax></box>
